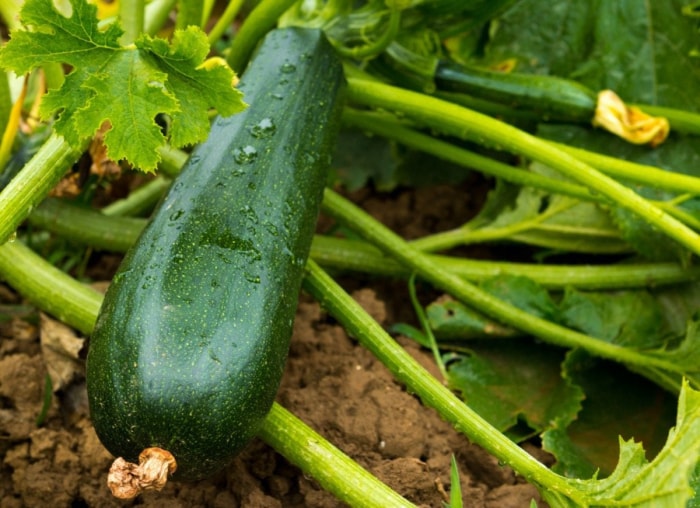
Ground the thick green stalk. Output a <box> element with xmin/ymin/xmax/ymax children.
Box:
<box><xmin>549</xmin><ymin>141</ymin><xmax>700</xmax><ymax>195</ymax></box>
<box><xmin>119</xmin><ymin>0</ymin><xmax>145</xmax><ymax>45</ymax></box>
<box><xmin>321</xmin><ymin>188</ymin><xmax>687</xmax><ymax>391</ymax></box>
<box><xmin>0</xmin><ymin>240</ymin><xmax>415</xmax><ymax>507</ymax></box>
<box><xmin>208</xmin><ymin>0</ymin><xmax>246</xmax><ymax>46</ymax></box>
<box><xmin>342</xmin><ymin>109</ymin><xmax>596</xmax><ymax>201</ymax></box>
<box><xmin>0</xmin><ymin>133</ymin><xmax>83</xmax><ymax>245</ymax></box>
<box><xmin>0</xmin><ymin>241</ymin><xmax>101</xmax><ymax>335</ymax></box>
<box><xmin>27</xmin><ymin>198</ymin><xmax>700</xmax><ymax>290</ymax></box>
<box><xmin>28</xmin><ymin>198</ymin><xmax>145</xmax><ymax>252</ymax></box>
<box><xmin>344</xmin><ymin>108</ymin><xmax>700</xmax><ymax>198</ymax></box>
<box><xmin>346</xmin><ymin>78</ymin><xmax>700</xmax><ymax>257</ymax></box>
<box><xmin>225</xmin><ymin>0</ymin><xmax>298</xmax><ymax>73</ymax></box>
<box><xmin>310</xmin><ymin>236</ymin><xmax>700</xmax><ymax>289</ymax></box>
<box><xmin>302</xmin><ymin>259</ymin><xmax>586</xmax><ymax>505</ymax></box>
<box><xmin>144</xmin><ymin>0</ymin><xmax>178</xmax><ymax>35</ymax></box>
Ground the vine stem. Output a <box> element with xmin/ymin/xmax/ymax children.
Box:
<box><xmin>0</xmin><ymin>240</ymin><xmax>415</xmax><ymax>507</ymax></box>
<box><xmin>119</xmin><ymin>0</ymin><xmax>145</xmax><ymax>45</ymax></box>
<box><xmin>27</xmin><ymin>198</ymin><xmax>700</xmax><ymax>290</ymax></box>
<box><xmin>225</xmin><ymin>0</ymin><xmax>298</xmax><ymax>73</ymax></box>
<box><xmin>320</xmin><ymin>188</ymin><xmax>686</xmax><ymax>391</ymax></box>
<box><xmin>208</xmin><ymin>0</ymin><xmax>246</xmax><ymax>46</ymax></box>
<box><xmin>0</xmin><ymin>133</ymin><xmax>83</xmax><ymax>245</ymax></box>
<box><xmin>302</xmin><ymin>259</ymin><xmax>586</xmax><ymax>504</ymax></box>
<box><xmin>345</xmin><ymin>78</ymin><xmax>700</xmax><ymax>257</ymax></box>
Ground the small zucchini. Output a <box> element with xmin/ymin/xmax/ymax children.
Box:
<box><xmin>86</xmin><ymin>27</ymin><xmax>345</xmax><ymax>484</ymax></box>
<box><xmin>434</xmin><ymin>61</ymin><xmax>597</xmax><ymax>123</ymax></box>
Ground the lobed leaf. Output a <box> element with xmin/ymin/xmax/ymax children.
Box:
<box><xmin>0</xmin><ymin>0</ymin><xmax>246</xmax><ymax>171</ymax></box>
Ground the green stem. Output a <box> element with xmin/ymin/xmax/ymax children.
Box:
<box><xmin>345</xmin><ymin>78</ymin><xmax>700</xmax><ymax>257</ymax></box>
<box><xmin>343</xmin><ymin>109</ymin><xmax>596</xmax><ymax>201</ymax></box>
<box><xmin>119</xmin><ymin>0</ymin><xmax>145</xmax><ymax>45</ymax></box>
<box><xmin>550</xmin><ymin>141</ymin><xmax>700</xmax><ymax>195</ymax></box>
<box><xmin>101</xmin><ymin>177</ymin><xmax>170</xmax><ymax>217</ymax></box>
<box><xmin>310</xmin><ymin>236</ymin><xmax>699</xmax><ymax>289</ymax></box>
<box><xmin>225</xmin><ymin>0</ymin><xmax>298</xmax><ymax>73</ymax></box>
<box><xmin>208</xmin><ymin>0</ymin><xmax>246</xmax><ymax>46</ymax></box>
<box><xmin>0</xmin><ymin>240</ymin><xmax>415</xmax><ymax>508</ymax></box>
<box><xmin>344</xmin><ymin>108</ymin><xmax>700</xmax><ymax>199</ymax></box>
<box><xmin>144</xmin><ymin>0</ymin><xmax>178</xmax><ymax>35</ymax></box>
<box><xmin>321</xmin><ymin>188</ymin><xmax>686</xmax><ymax>391</ymax></box>
<box><xmin>0</xmin><ymin>241</ymin><xmax>101</xmax><ymax>335</ymax></box>
<box><xmin>0</xmin><ymin>133</ymin><xmax>83</xmax><ymax>245</ymax></box>
<box><xmin>302</xmin><ymin>259</ymin><xmax>585</xmax><ymax>504</ymax></box>
<box><xmin>28</xmin><ymin>198</ymin><xmax>145</xmax><ymax>252</ymax></box>
<box><xmin>26</xmin><ymin>199</ymin><xmax>700</xmax><ymax>290</ymax></box>
<box><xmin>259</xmin><ymin>403</ymin><xmax>416</xmax><ymax>507</ymax></box>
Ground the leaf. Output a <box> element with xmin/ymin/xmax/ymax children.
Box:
<box><xmin>484</xmin><ymin>0</ymin><xmax>700</xmax><ymax>111</ymax></box>
<box><xmin>0</xmin><ymin>0</ymin><xmax>245</xmax><ymax>171</ymax></box>
<box><xmin>544</xmin><ymin>381</ymin><xmax>700</xmax><ymax>507</ymax></box>
<box><xmin>543</xmin><ymin>350</ymin><xmax>677</xmax><ymax>479</ymax></box>
<box><xmin>472</xmin><ymin>181</ymin><xmax>629</xmax><ymax>253</ymax></box>
<box><xmin>446</xmin><ymin>339</ymin><xmax>583</xmax><ymax>436</ymax></box>
<box><xmin>558</xmin><ymin>287</ymin><xmax>668</xmax><ymax>349</ymax></box>
<box><xmin>427</xmin><ymin>297</ymin><xmax>520</xmax><ymax>340</ymax></box>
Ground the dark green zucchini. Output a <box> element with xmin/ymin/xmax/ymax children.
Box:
<box><xmin>434</xmin><ymin>61</ymin><xmax>597</xmax><ymax>123</ymax></box>
<box><xmin>86</xmin><ymin>27</ymin><xmax>345</xmax><ymax>483</ymax></box>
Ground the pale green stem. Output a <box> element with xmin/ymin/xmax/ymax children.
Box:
<box><xmin>119</xmin><ymin>0</ymin><xmax>145</xmax><ymax>45</ymax></box>
<box><xmin>346</xmin><ymin>78</ymin><xmax>700</xmax><ymax>257</ymax></box>
<box><xmin>409</xmin><ymin>199</ymin><xmax>579</xmax><ymax>253</ymax></box>
<box><xmin>144</xmin><ymin>0</ymin><xmax>178</xmax><ymax>35</ymax></box>
<box><xmin>0</xmin><ymin>133</ymin><xmax>83</xmax><ymax>245</ymax></box>
<box><xmin>26</xmin><ymin>198</ymin><xmax>700</xmax><ymax>290</ymax></box>
<box><xmin>225</xmin><ymin>0</ymin><xmax>298</xmax><ymax>73</ymax></box>
<box><xmin>550</xmin><ymin>141</ymin><xmax>700</xmax><ymax>195</ymax></box>
<box><xmin>101</xmin><ymin>177</ymin><xmax>171</xmax><ymax>217</ymax></box>
<box><xmin>208</xmin><ymin>0</ymin><xmax>246</xmax><ymax>46</ymax></box>
<box><xmin>0</xmin><ymin>241</ymin><xmax>101</xmax><ymax>334</ymax></box>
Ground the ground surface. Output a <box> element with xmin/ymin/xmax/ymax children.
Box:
<box><xmin>0</xmin><ymin>181</ymin><xmax>551</xmax><ymax>507</ymax></box>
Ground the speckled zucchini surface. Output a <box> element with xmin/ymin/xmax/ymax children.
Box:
<box><xmin>86</xmin><ymin>27</ymin><xmax>345</xmax><ymax>481</ymax></box>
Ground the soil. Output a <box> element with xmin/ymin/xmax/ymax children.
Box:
<box><xmin>0</xmin><ymin>180</ymin><xmax>552</xmax><ymax>507</ymax></box>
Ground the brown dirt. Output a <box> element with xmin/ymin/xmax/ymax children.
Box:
<box><xmin>0</xmin><ymin>182</ymin><xmax>550</xmax><ymax>507</ymax></box>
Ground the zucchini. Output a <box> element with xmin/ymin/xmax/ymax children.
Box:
<box><xmin>86</xmin><ymin>27</ymin><xmax>345</xmax><ymax>483</ymax></box>
<box><xmin>434</xmin><ymin>61</ymin><xmax>597</xmax><ymax>123</ymax></box>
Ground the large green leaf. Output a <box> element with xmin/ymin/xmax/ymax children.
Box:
<box><xmin>0</xmin><ymin>0</ymin><xmax>245</xmax><ymax>171</ymax></box>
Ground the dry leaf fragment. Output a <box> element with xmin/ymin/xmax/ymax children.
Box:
<box><xmin>39</xmin><ymin>313</ymin><xmax>84</xmax><ymax>391</ymax></box>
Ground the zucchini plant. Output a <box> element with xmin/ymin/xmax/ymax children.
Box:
<box><xmin>1</xmin><ymin>0</ymin><xmax>700</xmax><ymax>507</ymax></box>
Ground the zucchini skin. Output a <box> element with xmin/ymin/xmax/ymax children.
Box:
<box><xmin>86</xmin><ymin>28</ymin><xmax>345</xmax><ymax>481</ymax></box>
<box><xmin>434</xmin><ymin>61</ymin><xmax>597</xmax><ymax>123</ymax></box>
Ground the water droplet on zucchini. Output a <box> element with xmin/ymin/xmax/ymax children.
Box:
<box><xmin>233</xmin><ymin>146</ymin><xmax>258</xmax><ymax>164</ymax></box>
